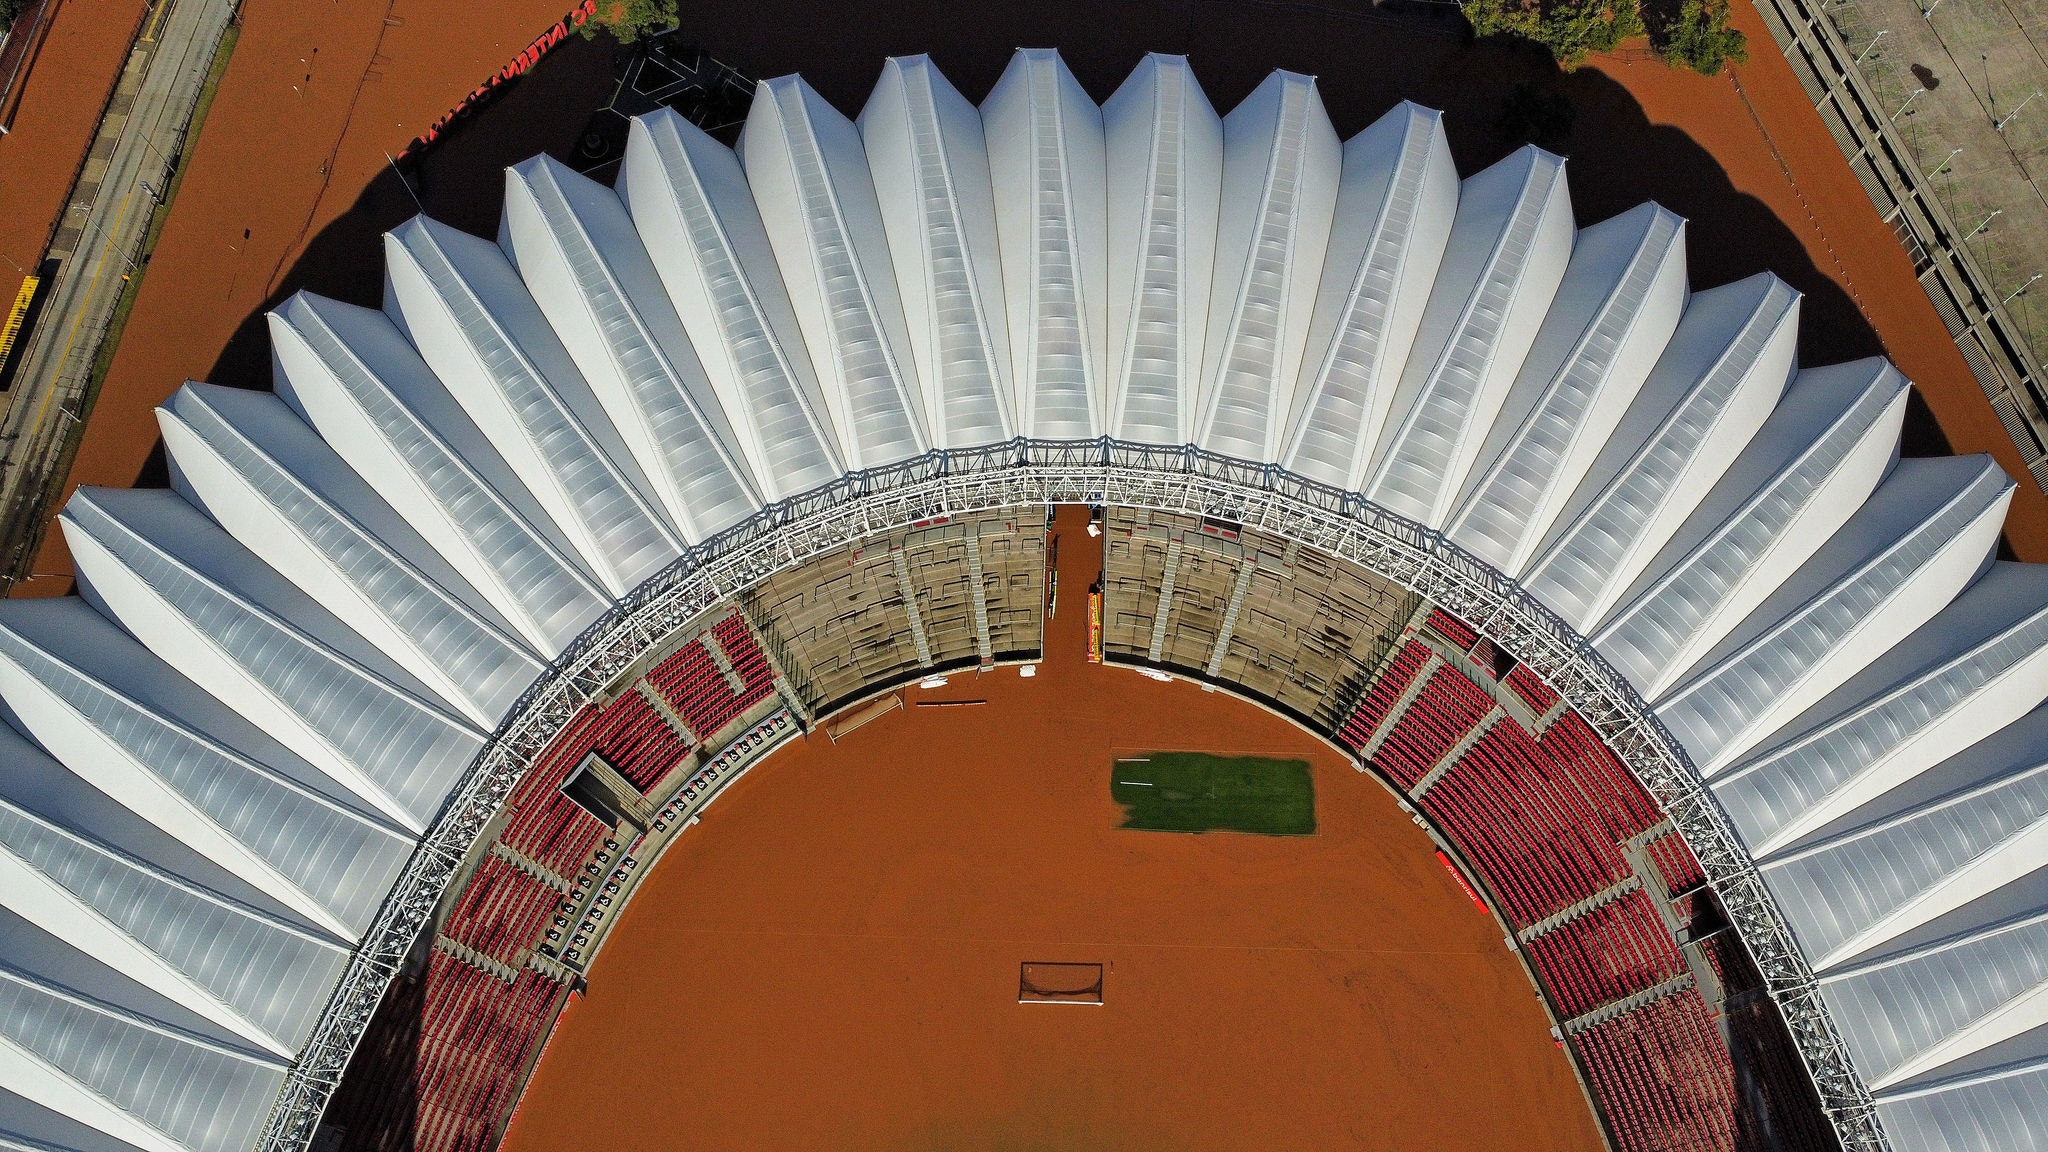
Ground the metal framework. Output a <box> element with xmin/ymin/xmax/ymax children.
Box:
<box><xmin>255</xmin><ymin>438</ymin><xmax>1888</xmax><ymax>1152</ymax></box>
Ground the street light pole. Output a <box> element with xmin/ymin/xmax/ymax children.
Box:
<box><xmin>1932</xmin><ymin>146</ymin><xmax>1963</xmax><ymax>174</ymax></box>
<box><xmin>1966</xmin><ymin>209</ymin><xmax>2003</xmax><ymax>239</ymax></box>
<box><xmin>1892</xmin><ymin>87</ymin><xmax>1927</xmax><ymax>121</ymax></box>
<box><xmin>1855</xmin><ymin>29</ymin><xmax>1889</xmax><ymax>63</ymax></box>
<box><xmin>2002</xmin><ymin>274</ymin><xmax>2043</xmax><ymax>305</ymax></box>
<box><xmin>1996</xmin><ymin>90</ymin><xmax>2041</xmax><ymax>132</ymax></box>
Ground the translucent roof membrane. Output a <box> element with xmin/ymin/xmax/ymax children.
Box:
<box><xmin>1880</xmin><ymin>1062</ymin><xmax>2048</xmax><ymax>1152</ymax></box>
<box><xmin>382</xmin><ymin>216</ymin><xmax>683</xmax><ymax>593</ymax></box>
<box><xmin>1719</xmin><ymin>564</ymin><xmax>2048</xmax><ymax>862</ymax></box>
<box><xmin>0</xmin><ymin>964</ymin><xmax>286</xmax><ymax>1152</ymax></box>
<box><xmin>1364</xmin><ymin>145</ymin><xmax>1574</xmax><ymax>526</ymax></box>
<box><xmin>742</xmin><ymin>76</ymin><xmax>929</xmax><ymax>469</ymax></box>
<box><xmin>624</xmin><ymin>110</ymin><xmax>845</xmax><ymax>498</ymax></box>
<box><xmin>160</xmin><ymin>384</ymin><xmax>541</xmax><ymax>727</ymax></box>
<box><xmin>268</xmin><ymin>293</ymin><xmax>607</xmax><ymax>654</ymax></box>
<box><xmin>61</xmin><ymin>489</ymin><xmax>480</xmax><ymax>833</ymax></box>
<box><xmin>1197</xmin><ymin>71</ymin><xmax>1339</xmax><ymax>462</ymax></box>
<box><xmin>501</xmin><ymin>154</ymin><xmax>760</xmax><ymax>541</ymax></box>
<box><xmin>1446</xmin><ymin>203</ymin><xmax>1687</xmax><ymax>576</ymax></box>
<box><xmin>0</xmin><ymin>601</ymin><xmax>408</xmax><ymax>937</ymax></box>
<box><xmin>1595</xmin><ymin>359</ymin><xmax>1911</xmax><ymax>700</ymax></box>
<box><xmin>1523</xmin><ymin>273</ymin><xmax>1800</xmax><ymax>631</ymax></box>
<box><xmin>984</xmin><ymin>49</ymin><xmax>1106</xmax><ymax>438</ymax></box>
<box><xmin>859</xmin><ymin>56</ymin><xmax>1014</xmax><ymax>450</ymax></box>
<box><xmin>1102</xmin><ymin>55</ymin><xmax>1220</xmax><ymax>446</ymax></box>
<box><xmin>1657</xmin><ymin>457</ymin><xmax>2012</xmax><ymax>774</ymax></box>
<box><xmin>0</xmin><ymin>783</ymin><xmax>346</xmax><ymax>1052</ymax></box>
<box><xmin>1284</xmin><ymin>101</ymin><xmax>1455</xmax><ymax>490</ymax></box>
<box><xmin>1828</xmin><ymin>900</ymin><xmax>2048</xmax><ymax>1086</ymax></box>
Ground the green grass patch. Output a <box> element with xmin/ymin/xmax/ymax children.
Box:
<box><xmin>1111</xmin><ymin>752</ymin><xmax>1315</xmax><ymax>836</ymax></box>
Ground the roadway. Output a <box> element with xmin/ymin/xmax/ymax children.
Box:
<box><xmin>0</xmin><ymin>0</ymin><xmax>238</xmax><ymax>584</ymax></box>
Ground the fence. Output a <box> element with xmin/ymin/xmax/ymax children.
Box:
<box><xmin>1748</xmin><ymin>0</ymin><xmax>2048</xmax><ymax>497</ymax></box>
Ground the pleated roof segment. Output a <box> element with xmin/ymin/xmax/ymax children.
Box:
<box><xmin>5</xmin><ymin>51</ymin><xmax>2046</xmax><ymax>1152</ymax></box>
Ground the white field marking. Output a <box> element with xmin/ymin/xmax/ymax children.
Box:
<box><xmin>1019</xmin><ymin>664</ymin><xmax>1037</xmax><ymax>677</ymax></box>
<box><xmin>1114</xmin><ymin>757</ymin><xmax>1151</xmax><ymax>762</ymax></box>
<box><xmin>1017</xmin><ymin>998</ymin><xmax>1105</xmax><ymax>1005</ymax></box>
<box><xmin>1118</xmin><ymin>781</ymin><xmax>1154</xmax><ymax>787</ymax></box>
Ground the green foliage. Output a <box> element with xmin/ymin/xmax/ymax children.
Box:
<box><xmin>1461</xmin><ymin>0</ymin><xmax>1643</xmax><ymax>66</ymax></box>
<box><xmin>0</xmin><ymin>0</ymin><xmax>31</xmax><ymax>28</ymax></box>
<box><xmin>1460</xmin><ymin>0</ymin><xmax>1746</xmax><ymax>74</ymax></box>
<box><xmin>1111</xmin><ymin>752</ymin><xmax>1316</xmax><ymax>836</ymax></box>
<box><xmin>1652</xmin><ymin>0</ymin><xmax>1750</xmax><ymax>75</ymax></box>
<box><xmin>581</xmin><ymin>0</ymin><xmax>677</xmax><ymax>43</ymax></box>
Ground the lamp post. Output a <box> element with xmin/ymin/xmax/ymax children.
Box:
<box><xmin>2001</xmin><ymin>274</ymin><xmax>2042</xmax><ymax>305</ymax></box>
<box><xmin>1855</xmin><ymin>29</ymin><xmax>1889</xmax><ymax>63</ymax></box>
<box><xmin>1966</xmin><ymin>209</ymin><xmax>2002</xmax><ymax>239</ymax></box>
<box><xmin>1892</xmin><ymin>87</ymin><xmax>1927</xmax><ymax>121</ymax></box>
<box><xmin>1931</xmin><ymin>146</ymin><xmax>1962</xmax><ymax>174</ymax></box>
<box><xmin>1996</xmin><ymin>90</ymin><xmax>2041</xmax><ymax>132</ymax></box>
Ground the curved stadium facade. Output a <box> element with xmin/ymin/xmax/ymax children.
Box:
<box><xmin>0</xmin><ymin>46</ymin><xmax>2044</xmax><ymax>1152</ymax></box>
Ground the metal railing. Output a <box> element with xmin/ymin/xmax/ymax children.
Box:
<box><xmin>254</xmin><ymin>438</ymin><xmax>1885</xmax><ymax>1152</ymax></box>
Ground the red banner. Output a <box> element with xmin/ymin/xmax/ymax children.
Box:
<box><xmin>400</xmin><ymin>1</ymin><xmax>597</xmax><ymax>159</ymax></box>
<box><xmin>1087</xmin><ymin>592</ymin><xmax>1102</xmax><ymax>663</ymax></box>
<box><xmin>1435</xmin><ymin>850</ymin><xmax>1490</xmax><ymax>915</ymax></box>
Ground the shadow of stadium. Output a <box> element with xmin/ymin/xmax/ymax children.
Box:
<box><xmin>199</xmin><ymin>8</ymin><xmax>1871</xmax><ymax>1150</ymax></box>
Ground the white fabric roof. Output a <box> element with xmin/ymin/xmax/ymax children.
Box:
<box><xmin>5</xmin><ymin>52</ymin><xmax>2045</xmax><ymax>1152</ymax></box>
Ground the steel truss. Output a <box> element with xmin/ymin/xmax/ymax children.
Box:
<box><xmin>256</xmin><ymin>438</ymin><xmax>1887</xmax><ymax>1152</ymax></box>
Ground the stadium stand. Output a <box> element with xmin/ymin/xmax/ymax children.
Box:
<box><xmin>746</xmin><ymin>511</ymin><xmax>1046</xmax><ymax>713</ymax></box>
<box><xmin>1571</xmin><ymin>987</ymin><xmax>1740</xmax><ymax>1152</ymax></box>
<box><xmin>589</xmin><ymin>689</ymin><xmax>693</xmax><ymax>793</ymax></box>
<box><xmin>317</xmin><ymin>608</ymin><xmax>810</xmax><ymax>1152</ymax></box>
<box><xmin>1504</xmin><ymin>663</ymin><xmax>1562</xmax><ymax>715</ymax></box>
<box><xmin>1101</xmin><ymin>508</ymin><xmax>1417</xmax><ymax>733</ymax></box>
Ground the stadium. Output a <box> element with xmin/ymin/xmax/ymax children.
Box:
<box><xmin>0</xmin><ymin>43</ymin><xmax>2044</xmax><ymax>1152</ymax></box>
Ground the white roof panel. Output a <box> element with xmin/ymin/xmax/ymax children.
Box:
<box><xmin>61</xmin><ymin>488</ymin><xmax>480</xmax><ymax>834</ymax></box>
<box><xmin>159</xmin><ymin>384</ymin><xmax>541</xmax><ymax>727</ymax></box>
<box><xmin>982</xmin><ymin>48</ymin><xmax>1108</xmax><ymax>438</ymax></box>
<box><xmin>859</xmin><ymin>56</ymin><xmax>1015</xmax><ymax>449</ymax></box>
<box><xmin>268</xmin><ymin>293</ymin><xmax>608</xmax><ymax>654</ymax></box>
<box><xmin>1523</xmin><ymin>273</ymin><xmax>1800</xmax><ymax>631</ymax></box>
<box><xmin>1284</xmin><ymin>101</ymin><xmax>1457</xmax><ymax>489</ymax></box>
<box><xmin>381</xmin><ymin>215</ymin><xmax>683</xmax><ymax>593</ymax></box>
<box><xmin>1722</xmin><ymin>563</ymin><xmax>2048</xmax><ymax>864</ymax></box>
<box><xmin>1362</xmin><ymin>145</ymin><xmax>1575</xmax><ymax>526</ymax></box>
<box><xmin>740</xmin><ymin>75</ymin><xmax>929</xmax><ymax>468</ymax></box>
<box><xmin>625</xmin><ymin>109</ymin><xmax>847</xmax><ymax>495</ymax></box>
<box><xmin>1195</xmin><ymin>71</ymin><xmax>1341</xmax><ymax>461</ymax></box>
<box><xmin>1655</xmin><ymin>455</ymin><xmax>2013</xmax><ymax>775</ymax></box>
<box><xmin>500</xmin><ymin>154</ymin><xmax>761</xmax><ymax>540</ymax></box>
<box><xmin>1595</xmin><ymin>358</ymin><xmax>1910</xmax><ymax>699</ymax></box>
<box><xmin>0</xmin><ymin>599</ymin><xmax>408</xmax><ymax>938</ymax></box>
<box><xmin>1101</xmin><ymin>54</ymin><xmax>1220</xmax><ymax>445</ymax></box>
<box><xmin>1446</xmin><ymin>202</ymin><xmax>1688</xmax><ymax>574</ymax></box>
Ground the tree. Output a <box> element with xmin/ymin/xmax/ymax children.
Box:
<box><xmin>1652</xmin><ymin>0</ymin><xmax>1749</xmax><ymax>74</ymax></box>
<box><xmin>1461</xmin><ymin>0</ymin><xmax>1643</xmax><ymax>67</ymax></box>
<box><xmin>581</xmin><ymin>0</ymin><xmax>677</xmax><ymax>43</ymax></box>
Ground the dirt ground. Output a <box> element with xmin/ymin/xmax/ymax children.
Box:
<box><xmin>3</xmin><ymin>0</ymin><xmax>2040</xmax><ymax>600</ymax></box>
<box><xmin>499</xmin><ymin>507</ymin><xmax>1601</xmax><ymax>1152</ymax></box>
